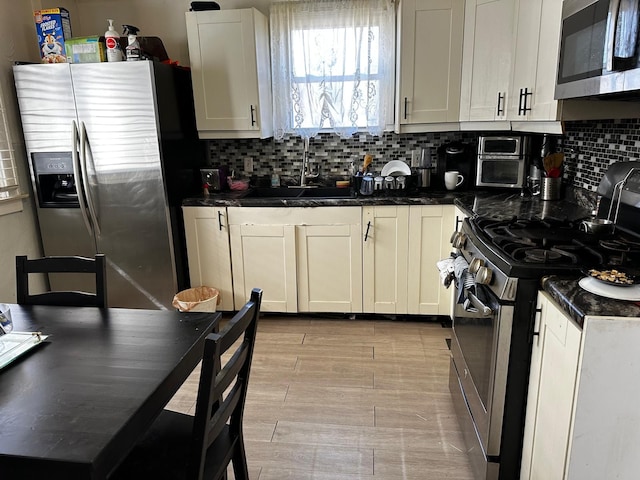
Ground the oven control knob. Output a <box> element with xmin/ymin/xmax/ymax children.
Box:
<box><xmin>475</xmin><ymin>266</ymin><xmax>493</xmax><ymax>285</ymax></box>
<box><xmin>469</xmin><ymin>258</ymin><xmax>484</xmax><ymax>273</ymax></box>
<box><xmin>451</xmin><ymin>231</ymin><xmax>467</xmax><ymax>249</ymax></box>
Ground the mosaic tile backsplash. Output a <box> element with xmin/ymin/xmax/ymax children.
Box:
<box><xmin>562</xmin><ymin>118</ymin><xmax>640</xmax><ymax>191</ymax></box>
<box><xmin>207</xmin><ymin>118</ymin><xmax>640</xmax><ymax>191</ymax></box>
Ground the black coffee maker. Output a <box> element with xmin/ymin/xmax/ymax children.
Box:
<box><xmin>436</xmin><ymin>142</ymin><xmax>475</xmax><ymax>191</ymax></box>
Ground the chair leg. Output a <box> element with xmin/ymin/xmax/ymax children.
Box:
<box><xmin>231</xmin><ymin>441</ymin><xmax>249</xmax><ymax>480</ymax></box>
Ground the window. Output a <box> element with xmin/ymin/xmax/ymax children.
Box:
<box><xmin>270</xmin><ymin>0</ymin><xmax>395</xmax><ymax>139</ymax></box>
<box><xmin>0</xmin><ymin>89</ymin><xmax>20</xmax><ymax>200</ymax></box>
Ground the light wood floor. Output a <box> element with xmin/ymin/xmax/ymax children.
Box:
<box><xmin>166</xmin><ymin>315</ymin><xmax>474</xmax><ymax>480</ymax></box>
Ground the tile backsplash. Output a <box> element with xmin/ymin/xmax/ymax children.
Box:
<box><xmin>562</xmin><ymin>118</ymin><xmax>640</xmax><ymax>191</ymax></box>
<box><xmin>207</xmin><ymin>118</ymin><xmax>640</xmax><ymax>190</ymax></box>
<box><xmin>207</xmin><ymin>131</ymin><xmax>476</xmax><ymax>184</ymax></box>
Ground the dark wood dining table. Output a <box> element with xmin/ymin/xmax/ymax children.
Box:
<box><xmin>0</xmin><ymin>304</ymin><xmax>220</xmax><ymax>479</ymax></box>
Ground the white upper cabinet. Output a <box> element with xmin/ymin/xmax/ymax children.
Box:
<box><xmin>459</xmin><ymin>0</ymin><xmax>515</xmax><ymax>127</ymax></box>
<box><xmin>507</xmin><ymin>0</ymin><xmax>563</xmax><ymax>128</ymax></box>
<box><xmin>397</xmin><ymin>0</ymin><xmax>465</xmax><ymax>132</ymax></box>
<box><xmin>185</xmin><ymin>8</ymin><xmax>273</xmax><ymax>139</ymax></box>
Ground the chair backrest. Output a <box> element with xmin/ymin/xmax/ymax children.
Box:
<box><xmin>189</xmin><ymin>288</ymin><xmax>263</xmax><ymax>480</ymax></box>
<box><xmin>16</xmin><ymin>254</ymin><xmax>108</xmax><ymax>308</ymax></box>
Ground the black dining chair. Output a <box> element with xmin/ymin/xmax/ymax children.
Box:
<box><xmin>16</xmin><ymin>254</ymin><xmax>108</xmax><ymax>308</ymax></box>
<box><xmin>112</xmin><ymin>287</ymin><xmax>263</xmax><ymax>480</ymax></box>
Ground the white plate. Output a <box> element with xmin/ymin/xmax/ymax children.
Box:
<box><xmin>578</xmin><ymin>277</ymin><xmax>640</xmax><ymax>301</ymax></box>
<box><xmin>381</xmin><ymin>160</ymin><xmax>411</xmax><ymax>177</ymax></box>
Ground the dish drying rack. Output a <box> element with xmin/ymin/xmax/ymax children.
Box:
<box><xmin>606</xmin><ymin>167</ymin><xmax>640</xmax><ymax>225</ymax></box>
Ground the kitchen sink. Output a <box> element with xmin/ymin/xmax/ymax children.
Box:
<box><xmin>242</xmin><ymin>186</ymin><xmax>354</xmax><ymax>199</ymax></box>
<box><xmin>242</xmin><ymin>187</ymin><xmax>305</xmax><ymax>198</ymax></box>
<box><xmin>299</xmin><ymin>187</ymin><xmax>353</xmax><ymax>198</ymax></box>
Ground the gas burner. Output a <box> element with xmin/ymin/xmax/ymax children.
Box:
<box><xmin>493</xmin><ymin>236</ymin><xmax>537</xmax><ymax>249</ymax></box>
<box><xmin>521</xmin><ymin>248</ymin><xmax>570</xmax><ymax>264</ymax></box>
<box><xmin>600</xmin><ymin>238</ymin><xmax>640</xmax><ymax>253</ymax></box>
<box><xmin>512</xmin><ymin>247</ymin><xmax>578</xmax><ymax>264</ymax></box>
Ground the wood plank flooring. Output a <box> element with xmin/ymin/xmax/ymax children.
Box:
<box><xmin>166</xmin><ymin>315</ymin><xmax>474</xmax><ymax>480</ymax></box>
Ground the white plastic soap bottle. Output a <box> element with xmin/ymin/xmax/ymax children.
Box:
<box><xmin>105</xmin><ymin>19</ymin><xmax>122</xmax><ymax>62</ymax></box>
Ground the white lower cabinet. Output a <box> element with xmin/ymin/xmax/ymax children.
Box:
<box><xmin>450</xmin><ymin>206</ymin><xmax>468</xmax><ymax>318</ymax></box>
<box><xmin>522</xmin><ymin>291</ymin><xmax>640</xmax><ymax>480</ymax></box>
<box><xmin>362</xmin><ymin>206</ymin><xmax>410</xmax><ymax>314</ymax></box>
<box><xmin>182</xmin><ymin>206</ymin><xmax>234</xmax><ymax>311</ymax></box>
<box><xmin>297</xmin><ymin>223</ymin><xmax>362</xmax><ymax>313</ymax></box>
<box><xmin>229</xmin><ymin>223</ymin><xmax>298</xmax><ymax>313</ymax></box>
<box><xmin>227</xmin><ymin>207</ymin><xmax>361</xmax><ymax>313</ymax></box>
<box><xmin>521</xmin><ymin>291</ymin><xmax>581</xmax><ymax>480</ymax></box>
<box><xmin>363</xmin><ymin>205</ymin><xmax>454</xmax><ymax>315</ymax></box>
<box><xmin>186</xmin><ymin>204</ymin><xmax>456</xmax><ymax>316</ymax></box>
<box><xmin>407</xmin><ymin>205</ymin><xmax>455</xmax><ymax>315</ymax></box>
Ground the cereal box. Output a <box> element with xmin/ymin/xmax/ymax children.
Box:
<box><xmin>66</xmin><ymin>36</ymin><xmax>106</xmax><ymax>63</ymax></box>
<box><xmin>34</xmin><ymin>8</ymin><xmax>72</xmax><ymax>63</ymax></box>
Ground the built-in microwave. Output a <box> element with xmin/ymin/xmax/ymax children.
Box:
<box><xmin>476</xmin><ymin>136</ymin><xmax>530</xmax><ymax>189</ymax></box>
<box><xmin>555</xmin><ymin>0</ymin><xmax>640</xmax><ymax>99</ymax></box>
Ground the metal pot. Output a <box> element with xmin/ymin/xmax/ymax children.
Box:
<box><xmin>579</xmin><ymin>218</ymin><xmax>615</xmax><ymax>235</ymax></box>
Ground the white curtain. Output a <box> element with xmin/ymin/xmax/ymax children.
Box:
<box><xmin>270</xmin><ymin>0</ymin><xmax>396</xmax><ymax>140</ymax></box>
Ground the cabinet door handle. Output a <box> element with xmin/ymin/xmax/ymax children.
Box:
<box><xmin>532</xmin><ymin>307</ymin><xmax>542</xmax><ymax>345</ymax></box>
<box><xmin>519</xmin><ymin>88</ymin><xmax>532</xmax><ymax>115</ymax></box>
<box><xmin>455</xmin><ymin>215</ymin><xmax>463</xmax><ymax>231</ymax></box>
<box><xmin>218</xmin><ymin>210</ymin><xmax>224</xmax><ymax>231</ymax></box>
<box><xmin>523</xmin><ymin>87</ymin><xmax>532</xmax><ymax>115</ymax></box>
<box><xmin>496</xmin><ymin>92</ymin><xmax>504</xmax><ymax>116</ymax></box>
<box><xmin>404</xmin><ymin>97</ymin><xmax>408</xmax><ymax>120</ymax></box>
<box><xmin>364</xmin><ymin>221</ymin><xmax>371</xmax><ymax>242</ymax></box>
<box><xmin>250</xmin><ymin>105</ymin><xmax>256</xmax><ymax>126</ymax></box>
<box><xmin>518</xmin><ymin>88</ymin><xmax>524</xmax><ymax>115</ymax></box>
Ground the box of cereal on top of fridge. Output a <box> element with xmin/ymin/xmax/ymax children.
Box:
<box><xmin>34</xmin><ymin>8</ymin><xmax>72</xmax><ymax>63</ymax></box>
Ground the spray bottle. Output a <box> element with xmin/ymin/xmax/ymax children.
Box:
<box><xmin>104</xmin><ymin>19</ymin><xmax>122</xmax><ymax>62</ymax></box>
<box><xmin>122</xmin><ymin>25</ymin><xmax>142</xmax><ymax>61</ymax></box>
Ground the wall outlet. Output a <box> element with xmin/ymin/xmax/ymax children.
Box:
<box><xmin>244</xmin><ymin>157</ymin><xmax>254</xmax><ymax>173</ymax></box>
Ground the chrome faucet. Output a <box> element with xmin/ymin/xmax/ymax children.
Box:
<box><xmin>300</xmin><ymin>137</ymin><xmax>319</xmax><ymax>187</ymax></box>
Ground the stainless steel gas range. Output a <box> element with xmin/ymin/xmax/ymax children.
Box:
<box><xmin>448</xmin><ymin>162</ymin><xmax>640</xmax><ymax>480</ymax></box>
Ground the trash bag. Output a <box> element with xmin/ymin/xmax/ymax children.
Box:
<box><xmin>172</xmin><ymin>286</ymin><xmax>220</xmax><ymax>312</ymax></box>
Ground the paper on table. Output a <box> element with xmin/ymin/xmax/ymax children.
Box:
<box><xmin>0</xmin><ymin>332</ymin><xmax>49</xmax><ymax>370</ymax></box>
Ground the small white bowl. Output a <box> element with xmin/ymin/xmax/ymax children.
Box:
<box><xmin>381</xmin><ymin>160</ymin><xmax>411</xmax><ymax>177</ymax></box>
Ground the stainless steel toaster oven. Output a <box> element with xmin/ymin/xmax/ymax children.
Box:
<box><xmin>476</xmin><ymin>136</ymin><xmax>530</xmax><ymax>189</ymax></box>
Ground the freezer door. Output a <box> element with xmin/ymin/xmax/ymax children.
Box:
<box><xmin>70</xmin><ymin>62</ymin><xmax>178</xmax><ymax>309</ymax></box>
<box><xmin>13</xmin><ymin>64</ymin><xmax>77</xmax><ymax>152</ymax></box>
<box><xmin>13</xmin><ymin>64</ymin><xmax>96</xmax><ymax>293</ymax></box>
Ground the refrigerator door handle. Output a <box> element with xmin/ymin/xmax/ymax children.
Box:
<box><xmin>72</xmin><ymin>120</ymin><xmax>94</xmax><ymax>237</ymax></box>
<box><xmin>80</xmin><ymin>121</ymin><xmax>101</xmax><ymax>236</ymax></box>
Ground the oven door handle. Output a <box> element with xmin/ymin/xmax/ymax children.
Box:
<box><xmin>465</xmin><ymin>291</ymin><xmax>493</xmax><ymax>316</ymax></box>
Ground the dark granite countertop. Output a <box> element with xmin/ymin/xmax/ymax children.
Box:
<box><xmin>183</xmin><ymin>189</ymin><xmax>461</xmax><ymax>207</ymax></box>
<box><xmin>183</xmin><ymin>184</ymin><xmax>596</xmax><ymax>218</ymax></box>
<box><xmin>541</xmin><ymin>276</ymin><xmax>640</xmax><ymax>327</ymax></box>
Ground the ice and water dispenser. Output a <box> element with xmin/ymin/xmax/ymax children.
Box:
<box><xmin>31</xmin><ymin>152</ymin><xmax>79</xmax><ymax>208</ymax></box>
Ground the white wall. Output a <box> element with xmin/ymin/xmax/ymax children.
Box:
<box><xmin>42</xmin><ymin>0</ymin><xmax>272</xmax><ymax>67</ymax></box>
<box><xmin>0</xmin><ymin>0</ymin><xmax>48</xmax><ymax>302</ymax></box>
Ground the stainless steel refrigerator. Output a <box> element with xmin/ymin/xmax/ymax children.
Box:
<box><xmin>13</xmin><ymin>61</ymin><xmax>205</xmax><ymax>309</ymax></box>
